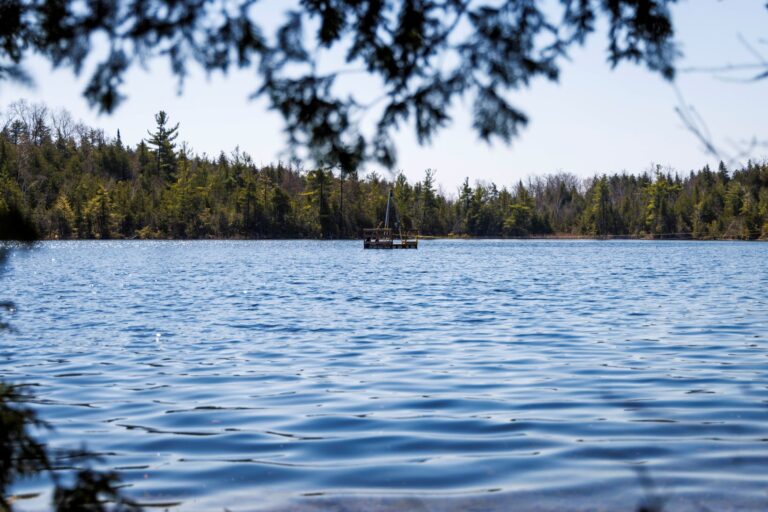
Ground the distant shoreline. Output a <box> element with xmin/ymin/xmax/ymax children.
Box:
<box><xmin>31</xmin><ymin>234</ymin><xmax>768</xmax><ymax>242</ymax></box>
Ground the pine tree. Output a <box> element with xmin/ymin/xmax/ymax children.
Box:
<box><xmin>584</xmin><ymin>176</ymin><xmax>613</xmax><ymax>236</ymax></box>
<box><xmin>307</xmin><ymin>169</ymin><xmax>333</xmax><ymax>238</ymax></box>
<box><xmin>145</xmin><ymin>111</ymin><xmax>179</xmax><ymax>180</ymax></box>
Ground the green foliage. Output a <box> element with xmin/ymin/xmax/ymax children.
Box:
<box><xmin>3</xmin><ymin>102</ymin><xmax>768</xmax><ymax>240</ymax></box>
<box><xmin>145</xmin><ymin>111</ymin><xmax>179</xmax><ymax>180</ymax></box>
<box><xmin>644</xmin><ymin>170</ymin><xmax>682</xmax><ymax>236</ymax></box>
<box><xmin>306</xmin><ymin>169</ymin><xmax>334</xmax><ymax>238</ymax></box>
<box><xmin>0</xmin><ymin>206</ymin><xmax>38</xmax><ymax>242</ymax></box>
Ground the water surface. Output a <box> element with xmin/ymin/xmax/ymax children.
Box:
<box><xmin>3</xmin><ymin>240</ymin><xmax>768</xmax><ymax>510</ymax></box>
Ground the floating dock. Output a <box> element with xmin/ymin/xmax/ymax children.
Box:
<box><xmin>363</xmin><ymin>228</ymin><xmax>419</xmax><ymax>249</ymax></box>
<box><xmin>364</xmin><ymin>189</ymin><xmax>419</xmax><ymax>249</ymax></box>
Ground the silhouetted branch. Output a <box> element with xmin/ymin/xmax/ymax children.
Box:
<box><xmin>674</xmin><ymin>85</ymin><xmax>767</xmax><ymax>169</ymax></box>
<box><xmin>0</xmin><ymin>0</ymin><xmax>680</xmax><ymax>170</ymax></box>
<box><xmin>679</xmin><ymin>33</ymin><xmax>768</xmax><ymax>82</ymax></box>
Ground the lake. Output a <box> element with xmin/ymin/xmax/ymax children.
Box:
<box><xmin>3</xmin><ymin>240</ymin><xmax>768</xmax><ymax>511</ymax></box>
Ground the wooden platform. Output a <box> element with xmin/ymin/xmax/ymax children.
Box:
<box><xmin>363</xmin><ymin>228</ymin><xmax>418</xmax><ymax>249</ymax></box>
<box><xmin>364</xmin><ymin>239</ymin><xmax>418</xmax><ymax>249</ymax></box>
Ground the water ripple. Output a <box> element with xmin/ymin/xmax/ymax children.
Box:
<box><xmin>3</xmin><ymin>240</ymin><xmax>768</xmax><ymax>510</ymax></box>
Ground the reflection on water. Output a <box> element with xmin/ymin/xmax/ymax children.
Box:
<box><xmin>2</xmin><ymin>240</ymin><xmax>768</xmax><ymax>511</ymax></box>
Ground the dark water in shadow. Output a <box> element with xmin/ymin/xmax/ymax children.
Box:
<box><xmin>3</xmin><ymin>240</ymin><xmax>768</xmax><ymax>511</ymax></box>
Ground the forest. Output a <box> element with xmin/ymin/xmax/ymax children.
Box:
<box><xmin>1</xmin><ymin>101</ymin><xmax>768</xmax><ymax>241</ymax></box>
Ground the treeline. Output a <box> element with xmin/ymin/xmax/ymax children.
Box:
<box><xmin>1</xmin><ymin>100</ymin><xmax>768</xmax><ymax>240</ymax></box>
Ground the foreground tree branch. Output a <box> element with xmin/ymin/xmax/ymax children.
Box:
<box><xmin>0</xmin><ymin>0</ymin><xmax>680</xmax><ymax>170</ymax></box>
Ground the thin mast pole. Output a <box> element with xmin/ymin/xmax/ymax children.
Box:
<box><xmin>384</xmin><ymin>189</ymin><xmax>392</xmax><ymax>229</ymax></box>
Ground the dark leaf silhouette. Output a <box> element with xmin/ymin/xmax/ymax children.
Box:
<box><xmin>0</xmin><ymin>0</ymin><xmax>682</xmax><ymax>169</ymax></box>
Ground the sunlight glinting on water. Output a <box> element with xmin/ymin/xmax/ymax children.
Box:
<box><xmin>3</xmin><ymin>240</ymin><xmax>768</xmax><ymax>511</ymax></box>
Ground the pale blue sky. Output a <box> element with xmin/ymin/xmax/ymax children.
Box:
<box><xmin>2</xmin><ymin>0</ymin><xmax>767</xmax><ymax>191</ymax></box>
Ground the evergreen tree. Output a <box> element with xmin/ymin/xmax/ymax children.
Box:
<box><xmin>4</xmin><ymin>100</ymin><xmax>768</xmax><ymax>242</ymax></box>
<box><xmin>583</xmin><ymin>176</ymin><xmax>614</xmax><ymax>236</ymax></box>
<box><xmin>645</xmin><ymin>171</ymin><xmax>682</xmax><ymax>237</ymax></box>
<box><xmin>503</xmin><ymin>181</ymin><xmax>535</xmax><ymax>236</ymax></box>
<box><xmin>307</xmin><ymin>169</ymin><xmax>333</xmax><ymax>238</ymax></box>
<box><xmin>145</xmin><ymin>111</ymin><xmax>179</xmax><ymax>180</ymax></box>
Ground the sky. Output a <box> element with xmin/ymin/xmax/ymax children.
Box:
<box><xmin>1</xmin><ymin>0</ymin><xmax>767</xmax><ymax>192</ymax></box>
